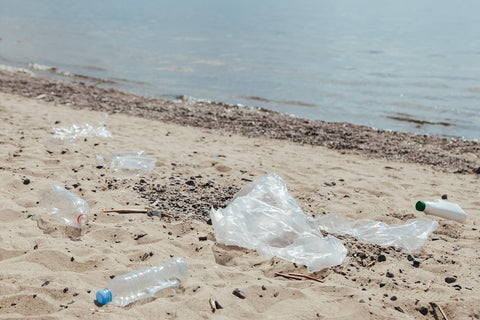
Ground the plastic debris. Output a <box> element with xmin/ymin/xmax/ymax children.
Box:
<box><xmin>110</xmin><ymin>151</ymin><xmax>156</xmax><ymax>175</ymax></box>
<box><xmin>210</xmin><ymin>174</ymin><xmax>347</xmax><ymax>272</ymax></box>
<box><xmin>211</xmin><ymin>174</ymin><xmax>439</xmax><ymax>272</ymax></box>
<box><xmin>51</xmin><ymin>114</ymin><xmax>112</xmax><ymax>144</ymax></box>
<box><xmin>416</xmin><ymin>199</ymin><xmax>467</xmax><ymax>223</ymax></box>
<box><xmin>312</xmin><ymin>213</ymin><xmax>439</xmax><ymax>253</ymax></box>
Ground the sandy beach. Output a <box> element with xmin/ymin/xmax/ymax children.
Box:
<box><xmin>0</xmin><ymin>70</ymin><xmax>479</xmax><ymax>319</ymax></box>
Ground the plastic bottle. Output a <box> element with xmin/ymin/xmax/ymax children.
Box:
<box><xmin>96</xmin><ymin>257</ymin><xmax>189</xmax><ymax>306</ymax></box>
<box><xmin>39</xmin><ymin>184</ymin><xmax>89</xmax><ymax>227</ymax></box>
<box><xmin>415</xmin><ymin>199</ymin><xmax>467</xmax><ymax>223</ymax></box>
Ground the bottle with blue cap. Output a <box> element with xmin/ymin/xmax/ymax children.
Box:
<box><xmin>96</xmin><ymin>257</ymin><xmax>189</xmax><ymax>306</ymax></box>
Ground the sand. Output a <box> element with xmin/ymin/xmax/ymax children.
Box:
<box><xmin>1</xmin><ymin>74</ymin><xmax>479</xmax><ymax>319</ymax></box>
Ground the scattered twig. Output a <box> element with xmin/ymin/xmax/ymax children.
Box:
<box><xmin>430</xmin><ymin>302</ymin><xmax>450</xmax><ymax>320</ymax></box>
<box><xmin>274</xmin><ymin>272</ymin><xmax>303</xmax><ymax>281</ymax></box>
<box><xmin>287</xmin><ymin>272</ymin><xmax>325</xmax><ymax>283</ymax></box>
<box><xmin>101</xmin><ymin>207</ymin><xmax>173</xmax><ymax>218</ymax></box>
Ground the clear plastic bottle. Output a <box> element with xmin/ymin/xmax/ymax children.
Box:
<box><xmin>96</xmin><ymin>257</ymin><xmax>189</xmax><ymax>306</ymax></box>
<box><xmin>39</xmin><ymin>184</ymin><xmax>89</xmax><ymax>228</ymax></box>
<box><xmin>415</xmin><ymin>199</ymin><xmax>467</xmax><ymax>223</ymax></box>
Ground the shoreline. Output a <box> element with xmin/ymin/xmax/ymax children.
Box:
<box><xmin>0</xmin><ymin>70</ymin><xmax>478</xmax><ymax>175</ymax></box>
<box><xmin>1</xmin><ymin>71</ymin><xmax>480</xmax><ymax>319</ymax></box>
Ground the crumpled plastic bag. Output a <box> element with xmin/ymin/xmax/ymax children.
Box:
<box><xmin>210</xmin><ymin>174</ymin><xmax>347</xmax><ymax>272</ymax></box>
<box><xmin>312</xmin><ymin>213</ymin><xmax>438</xmax><ymax>253</ymax></box>
<box><xmin>210</xmin><ymin>174</ymin><xmax>439</xmax><ymax>272</ymax></box>
<box><xmin>51</xmin><ymin>114</ymin><xmax>112</xmax><ymax>144</ymax></box>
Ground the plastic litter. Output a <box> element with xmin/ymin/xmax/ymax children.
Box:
<box><xmin>39</xmin><ymin>185</ymin><xmax>89</xmax><ymax>228</ymax></box>
<box><xmin>211</xmin><ymin>174</ymin><xmax>439</xmax><ymax>272</ymax></box>
<box><xmin>110</xmin><ymin>150</ymin><xmax>156</xmax><ymax>175</ymax></box>
<box><xmin>210</xmin><ymin>174</ymin><xmax>347</xmax><ymax>272</ymax></box>
<box><xmin>416</xmin><ymin>199</ymin><xmax>467</xmax><ymax>223</ymax></box>
<box><xmin>312</xmin><ymin>213</ymin><xmax>439</xmax><ymax>253</ymax></box>
<box><xmin>96</xmin><ymin>257</ymin><xmax>189</xmax><ymax>306</ymax></box>
<box><xmin>51</xmin><ymin>114</ymin><xmax>112</xmax><ymax>144</ymax></box>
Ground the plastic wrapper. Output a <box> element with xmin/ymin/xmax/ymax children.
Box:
<box><xmin>210</xmin><ymin>174</ymin><xmax>347</xmax><ymax>272</ymax></box>
<box><xmin>110</xmin><ymin>151</ymin><xmax>156</xmax><ymax>175</ymax></box>
<box><xmin>211</xmin><ymin>174</ymin><xmax>439</xmax><ymax>272</ymax></box>
<box><xmin>51</xmin><ymin>114</ymin><xmax>112</xmax><ymax>144</ymax></box>
<box><xmin>312</xmin><ymin>213</ymin><xmax>438</xmax><ymax>253</ymax></box>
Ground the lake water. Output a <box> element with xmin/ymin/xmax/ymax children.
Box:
<box><xmin>1</xmin><ymin>0</ymin><xmax>479</xmax><ymax>139</ymax></box>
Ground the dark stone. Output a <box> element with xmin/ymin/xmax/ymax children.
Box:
<box><xmin>445</xmin><ymin>276</ymin><xmax>457</xmax><ymax>283</ymax></box>
<box><xmin>441</xmin><ymin>194</ymin><xmax>448</xmax><ymax>199</ymax></box>
<box><xmin>412</xmin><ymin>260</ymin><xmax>420</xmax><ymax>268</ymax></box>
<box><xmin>23</xmin><ymin>178</ymin><xmax>30</xmax><ymax>185</ymax></box>
<box><xmin>377</xmin><ymin>254</ymin><xmax>386</xmax><ymax>262</ymax></box>
<box><xmin>417</xmin><ymin>306</ymin><xmax>429</xmax><ymax>316</ymax></box>
<box><xmin>386</xmin><ymin>271</ymin><xmax>394</xmax><ymax>278</ymax></box>
<box><xmin>232</xmin><ymin>288</ymin><xmax>246</xmax><ymax>299</ymax></box>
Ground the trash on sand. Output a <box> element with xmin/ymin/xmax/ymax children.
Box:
<box><xmin>312</xmin><ymin>213</ymin><xmax>439</xmax><ymax>253</ymax></box>
<box><xmin>210</xmin><ymin>174</ymin><xmax>347</xmax><ymax>272</ymax></box>
<box><xmin>101</xmin><ymin>207</ymin><xmax>173</xmax><ymax>218</ymax></box>
<box><xmin>110</xmin><ymin>150</ymin><xmax>156</xmax><ymax>175</ymax></box>
<box><xmin>51</xmin><ymin>114</ymin><xmax>112</xmax><ymax>144</ymax></box>
<box><xmin>211</xmin><ymin>174</ymin><xmax>439</xmax><ymax>272</ymax></box>
<box><xmin>39</xmin><ymin>185</ymin><xmax>89</xmax><ymax>228</ymax></box>
<box><xmin>95</xmin><ymin>257</ymin><xmax>189</xmax><ymax>306</ymax></box>
<box><xmin>416</xmin><ymin>199</ymin><xmax>467</xmax><ymax>223</ymax></box>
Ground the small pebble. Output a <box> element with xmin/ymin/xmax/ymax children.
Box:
<box><xmin>445</xmin><ymin>276</ymin><xmax>456</xmax><ymax>284</ymax></box>
<box><xmin>23</xmin><ymin>178</ymin><xmax>30</xmax><ymax>185</ymax></box>
<box><xmin>232</xmin><ymin>288</ymin><xmax>246</xmax><ymax>299</ymax></box>
<box><xmin>378</xmin><ymin>254</ymin><xmax>386</xmax><ymax>262</ymax></box>
<box><xmin>390</xmin><ymin>296</ymin><xmax>397</xmax><ymax>301</ymax></box>
<box><xmin>379</xmin><ymin>282</ymin><xmax>386</xmax><ymax>288</ymax></box>
<box><xmin>441</xmin><ymin>194</ymin><xmax>448</xmax><ymax>199</ymax></box>
<box><xmin>452</xmin><ymin>284</ymin><xmax>462</xmax><ymax>290</ymax></box>
<box><xmin>386</xmin><ymin>271</ymin><xmax>394</xmax><ymax>278</ymax></box>
<box><xmin>417</xmin><ymin>306</ymin><xmax>428</xmax><ymax>316</ymax></box>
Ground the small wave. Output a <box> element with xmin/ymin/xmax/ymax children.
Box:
<box><xmin>387</xmin><ymin>113</ymin><xmax>452</xmax><ymax>127</ymax></box>
<box><xmin>28</xmin><ymin>63</ymin><xmax>115</xmax><ymax>84</ymax></box>
<box><xmin>0</xmin><ymin>64</ymin><xmax>35</xmax><ymax>75</ymax></box>
<box><xmin>239</xmin><ymin>95</ymin><xmax>318</xmax><ymax>108</ymax></box>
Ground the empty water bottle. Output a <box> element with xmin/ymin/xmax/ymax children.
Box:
<box><xmin>39</xmin><ymin>184</ymin><xmax>89</xmax><ymax>227</ymax></box>
<box><xmin>96</xmin><ymin>257</ymin><xmax>189</xmax><ymax>306</ymax></box>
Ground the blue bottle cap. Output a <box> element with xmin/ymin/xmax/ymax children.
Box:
<box><xmin>96</xmin><ymin>288</ymin><xmax>112</xmax><ymax>305</ymax></box>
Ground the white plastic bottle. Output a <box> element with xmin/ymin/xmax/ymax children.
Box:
<box><xmin>39</xmin><ymin>184</ymin><xmax>89</xmax><ymax>227</ymax></box>
<box><xmin>96</xmin><ymin>257</ymin><xmax>189</xmax><ymax>306</ymax></box>
<box><xmin>415</xmin><ymin>199</ymin><xmax>467</xmax><ymax>223</ymax></box>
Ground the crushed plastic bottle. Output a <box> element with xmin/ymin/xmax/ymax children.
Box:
<box><xmin>416</xmin><ymin>199</ymin><xmax>467</xmax><ymax>223</ymax></box>
<box><xmin>39</xmin><ymin>185</ymin><xmax>89</xmax><ymax>228</ymax></box>
<box><xmin>96</xmin><ymin>257</ymin><xmax>189</xmax><ymax>306</ymax></box>
<box><xmin>110</xmin><ymin>151</ymin><xmax>156</xmax><ymax>175</ymax></box>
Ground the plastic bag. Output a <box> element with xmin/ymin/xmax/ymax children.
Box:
<box><xmin>210</xmin><ymin>174</ymin><xmax>347</xmax><ymax>272</ymax></box>
<box><xmin>312</xmin><ymin>213</ymin><xmax>438</xmax><ymax>253</ymax></box>
<box><xmin>110</xmin><ymin>151</ymin><xmax>156</xmax><ymax>175</ymax></box>
<box><xmin>51</xmin><ymin>114</ymin><xmax>112</xmax><ymax>144</ymax></box>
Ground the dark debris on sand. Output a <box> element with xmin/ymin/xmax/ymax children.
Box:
<box><xmin>1</xmin><ymin>71</ymin><xmax>479</xmax><ymax>174</ymax></box>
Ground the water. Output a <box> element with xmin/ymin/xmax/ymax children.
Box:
<box><xmin>1</xmin><ymin>0</ymin><xmax>479</xmax><ymax>139</ymax></box>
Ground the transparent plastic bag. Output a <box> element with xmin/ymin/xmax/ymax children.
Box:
<box><xmin>311</xmin><ymin>213</ymin><xmax>438</xmax><ymax>253</ymax></box>
<box><xmin>51</xmin><ymin>114</ymin><xmax>112</xmax><ymax>144</ymax></box>
<box><xmin>210</xmin><ymin>174</ymin><xmax>347</xmax><ymax>272</ymax></box>
<box><xmin>110</xmin><ymin>151</ymin><xmax>156</xmax><ymax>175</ymax></box>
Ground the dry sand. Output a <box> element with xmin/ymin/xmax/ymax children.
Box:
<box><xmin>1</xmin><ymin>73</ymin><xmax>479</xmax><ymax>319</ymax></box>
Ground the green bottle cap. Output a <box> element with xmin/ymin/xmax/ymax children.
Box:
<box><xmin>415</xmin><ymin>201</ymin><xmax>426</xmax><ymax>211</ymax></box>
